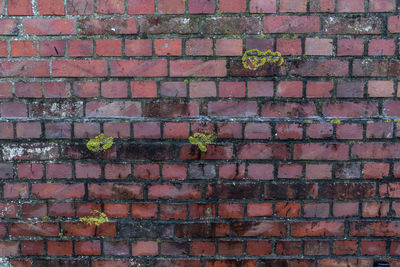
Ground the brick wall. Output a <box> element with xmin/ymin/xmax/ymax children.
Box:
<box><xmin>0</xmin><ymin>0</ymin><xmax>399</xmax><ymax>266</ymax></box>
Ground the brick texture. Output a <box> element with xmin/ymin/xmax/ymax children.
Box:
<box><xmin>0</xmin><ymin>0</ymin><xmax>399</xmax><ymax>265</ymax></box>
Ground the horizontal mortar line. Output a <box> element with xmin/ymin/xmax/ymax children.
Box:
<box><xmin>0</xmin><ymin>116</ymin><xmax>399</xmax><ymax>122</ymax></box>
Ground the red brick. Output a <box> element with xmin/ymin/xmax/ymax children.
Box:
<box><xmin>189</xmin><ymin>204</ymin><xmax>215</xmax><ymax>218</ymax></box>
<box><xmin>337</xmin><ymin>81</ymin><xmax>363</xmax><ymax>98</ymax></box>
<box><xmin>68</xmin><ymin>40</ymin><xmax>93</xmax><ymax>57</ymax></box>
<box><xmin>155</xmin><ymin>39</ymin><xmax>182</xmax><ymax>56</ymax></box>
<box><xmin>190</xmin><ymin>81</ymin><xmax>216</xmax><ymax>98</ymax></box>
<box><xmin>44</xmin><ymin>82</ymin><xmax>70</xmax><ymax>98</ymax></box>
<box><xmin>10</xmin><ymin>222</ymin><xmax>58</xmax><ymax>236</ymax></box>
<box><xmin>244</xmin><ymin>123</ymin><xmax>271</xmax><ymax>139</ymax></box>
<box><xmin>291</xmin><ymin>221</ymin><xmax>344</xmax><ymax>237</ymax></box>
<box><xmin>22</xmin><ymin>240</ymin><xmax>45</xmax><ymax>255</ymax></box>
<box><xmin>162</xmin><ymin>164</ymin><xmax>187</xmax><ymax>180</ymax></box>
<box><xmin>0</xmin><ymin>82</ymin><xmax>11</xmax><ymax>98</ymax></box>
<box><xmin>262</xmin><ymin>102</ymin><xmax>317</xmax><ymax>118</ymax></box>
<box><xmin>53</xmin><ymin>60</ymin><xmax>107</xmax><ymax>77</ymax></box>
<box><xmin>333</xmin><ymin>240</ymin><xmax>358</xmax><ymax>255</ymax></box>
<box><xmin>276</xmin><ymin>123</ymin><xmax>303</xmax><ymax>139</ymax></box>
<box><xmin>276</xmin><ymin>81</ymin><xmax>302</xmax><ymax>98</ymax></box>
<box><xmin>102</xmin><ymin>81</ymin><xmax>128</xmax><ymax>98</ymax></box>
<box><xmin>75</xmin><ymin>162</ymin><xmax>101</xmax><ymax>179</ymax></box>
<box><xmin>188</xmin><ymin>0</ymin><xmax>216</xmax><ymax>13</ymax></box>
<box><xmin>280</xmin><ymin>0</ymin><xmax>306</xmax><ymax>12</ymax></box>
<box><xmin>247</xmin><ymin>81</ymin><xmax>274</xmax><ymax>97</ymax></box>
<box><xmin>133</xmin><ymin>122</ymin><xmax>160</xmax><ymax>139</ymax></box>
<box><xmin>218</xmin><ymin>241</ymin><xmax>244</xmax><ymax>256</ymax></box>
<box><xmin>370</xmin><ymin>0</ymin><xmax>396</xmax><ymax>12</ymax></box>
<box><xmin>369</xmin><ymin>39</ymin><xmax>395</xmax><ymax>55</ymax></box>
<box><xmin>220</xmin><ymin>0</ymin><xmax>246</xmax><ymax>12</ymax></box>
<box><xmin>323</xmin><ymin>102</ymin><xmax>378</xmax><ymax>117</ymax></box>
<box><xmin>218</xmin><ymin>203</ymin><xmax>243</xmax><ymax>219</ymax></box>
<box><xmin>132</xmin><ymin>241</ymin><xmax>158</xmax><ymax>256</ymax></box>
<box><xmin>48</xmin><ymin>241</ymin><xmax>73</xmax><ymax>256</ymax></box>
<box><xmin>15</xmin><ymin>82</ymin><xmax>42</xmax><ymax>98</ymax></box>
<box><xmin>161</xmin><ymin>204</ymin><xmax>186</xmax><ymax>219</ymax></box>
<box><xmin>362</xmin><ymin>201</ymin><xmax>389</xmax><ymax>217</ymax></box>
<box><xmin>88</xmin><ymin>183</ymin><xmax>142</xmax><ymax>199</ymax></box>
<box><xmin>111</xmin><ymin>59</ymin><xmax>167</xmax><ymax>77</ymax></box>
<box><xmin>247</xmin><ymin>203</ymin><xmax>273</xmax><ymax>217</ymax></box>
<box><xmin>67</xmin><ymin>0</ymin><xmax>94</xmax><ymax>14</ymax></box>
<box><xmin>368</xmin><ymin>80</ymin><xmax>394</xmax><ymax>97</ymax></box>
<box><xmin>78</xmin><ymin>18</ymin><xmax>137</xmax><ymax>35</ymax></box>
<box><xmin>131</xmin><ymin>203</ymin><xmax>157</xmax><ymax>218</ymax></box>
<box><xmin>104</xmin><ymin>203</ymin><xmax>129</xmax><ymax>218</ymax></box>
<box><xmin>290</xmin><ymin>59</ymin><xmax>349</xmax><ymax>77</ymax></box>
<box><xmin>105</xmin><ymin>163</ymin><xmax>130</xmax><ymax>180</ymax></box>
<box><xmin>128</xmin><ymin>0</ymin><xmax>155</xmax><ymax>14</ymax></box>
<box><xmin>366</xmin><ymin>122</ymin><xmax>392</xmax><ymax>138</ymax></box>
<box><xmin>18</xmin><ymin>163</ymin><xmax>43</xmax><ymax>179</ymax></box>
<box><xmin>0</xmin><ymin>19</ymin><xmax>18</xmax><ymax>35</ymax></box>
<box><xmin>218</xmin><ymin>163</ymin><xmax>245</xmax><ymax>179</ymax></box>
<box><xmin>278</xmin><ymin>164</ymin><xmax>302</xmax><ymax>179</ymax></box>
<box><xmin>125</xmin><ymin>39</ymin><xmax>152</xmax><ymax>56</ymax></box>
<box><xmin>185</xmin><ymin>39</ymin><xmax>213</xmax><ymax>56</ymax></box>
<box><xmin>306</xmin><ymin>164</ymin><xmax>332</xmax><ymax>179</ymax></box>
<box><xmin>16</xmin><ymin>122</ymin><xmax>41</xmax><ymax>138</ymax></box>
<box><xmin>0</xmin><ymin>61</ymin><xmax>49</xmax><ymax>77</ymax></box>
<box><xmin>264</xmin><ymin>16</ymin><xmax>320</xmax><ymax>33</ymax></box>
<box><xmin>363</xmin><ymin>163</ymin><xmax>390</xmax><ymax>179</ymax></box>
<box><xmin>33</xmin><ymin>183</ymin><xmax>84</xmax><ymax>199</ymax></box>
<box><xmin>275</xmin><ymin>202</ymin><xmax>301</xmax><ymax>217</ymax></box>
<box><xmin>336</xmin><ymin>124</ymin><xmax>363</xmax><ymax>139</ymax></box>
<box><xmin>305</xmin><ymin>38</ymin><xmax>333</xmax><ymax>55</ymax></box>
<box><xmin>76</xmin><ymin>241</ymin><xmax>101</xmax><ymax>256</ymax></box>
<box><xmin>45</xmin><ymin>122</ymin><xmax>71</xmax><ymax>139</ymax></box>
<box><xmin>86</xmin><ymin>101</ymin><xmax>141</xmax><ymax>117</ymax></box>
<box><xmin>247</xmin><ymin>241</ymin><xmax>272</xmax><ymax>256</ymax></box>
<box><xmin>96</xmin><ymin>39</ymin><xmax>122</xmax><ymax>56</ymax></box>
<box><xmin>360</xmin><ymin>240</ymin><xmax>386</xmax><ymax>255</ymax></box>
<box><xmin>304</xmin><ymin>241</ymin><xmax>330</xmax><ymax>256</ymax></box>
<box><xmin>216</xmin><ymin>39</ymin><xmax>242</xmax><ymax>56</ymax></box>
<box><xmin>74</xmin><ymin>122</ymin><xmax>100</xmax><ymax>138</ymax></box>
<box><xmin>23</xmin><ymin>19</ymin><xmax>76</xmax><ymax>35</ymax></box>
<box><xmin>190</xmin><ymin>241</ymin><xmax>215</xmax><ymax>256</ymax></box>
<box><xmin>294</xmin><ymin>143</ymin><xmax>349</xmax><ymax>160</ymax></box>
<box><xmin>170</xmin><ymin>60</ymin><xmax>226</xmax><ymax>77</ymax></box>
<box><xmin>352</xmin><ymin>142</ymin><xmax>400</xmax><ymax>159</ymax></box>
<box><xmin>131</xmin><ymin>81</ymin><xmax>157</xmax><ymax>98</ymax></box>
<box><xmin>323</xmin><ymin>16</ymin><xmax>382</xmax><ymax>34</ymax></box>
<box><xmin>237</xmin><ymin>143</ymin><xmax>290</xmax><ymax>160</ymax></box>
<box><xmin>275</xmin><ymin>241</ymin><xmax>301</xmax><ymax>255</ymax></box>
<box><xmin>304</xmin><ymin>202</ymin><xmax>330</xmax><ymax>218</ymax></box>
<box><xmin>0</xmin><ymin>41</ymin><xmax>7</xmax><ymax>57</ymax></box>
<box><xmin>250</xmin><ymin>0</ymin><xmax>276</xmax><ymax>13</ymax></box>
<box><xmin>232</xmin><ymin>221</ymin><xmax>286</xmax><ymax>237</ymax></box>
<box><xmin>8</xmin><ymin>0</ymin><xmax>33</xmax><ymax>15</ymax></box>
<box><xmin>76</xmin><ymin>202</ymin><xmax>101</xmax><ymax>217</ymax></box>
<box><xmin>310</xmin><ymin>0</ymin><xmax>334</xmax><ymax>12</ymax></box>
<box><xmin>208</xmin><ymin>101</ymin><xmax>257</xmax><ymax>116</ymax></box>
<box><xmin>276</xmin><ymin>39</ymin><xmax>302</xmax><ymax>55</ymax></box>
<box><xmin>4</xmin><ymin>183</ymin><xmax>29</xmax><ymax>199</ymax></box>
<box><xmin>49</xmin><ymin>202</ymin><xmax>74</xmax><ymax>217</ymax></box>
<box><xmin>158</xmin><ymin>0</ymin><xmax>185</xmax><ymax>14</ymax></box>
<box><xmin>337</xmin><ymin>38</ymin><xmax>364</xmax><ymax>56</ymax></box>
<box><xmin>246</xmin><ymin>38</ymin><xmax>274</xmax><ymax>51</ymax></box>
<box><xmin>163</xmin><ymin>122</ymin><xmax>189</xmax><ymax>139</ymax></box>
<box><xmin>38</xmin><ymin>0</ymin><xmax>65</xmax><ymax>15</ymax></box>
<box><xmin>134</xmin><ymin>164</ymin><xmax>159</xmax><ymax>180</ymax></box>
<box><xmin>11</xmin><ymin>41</ymin><xmax>36</xmax><ymax>57</ymax></box>
<box><xmin>97</xmin><ymin>0</ymin><xmax>124</xmax><ymax>14</ymax></box>
<box><xmin>337</xmin><ymin>0</ymin><xmax>364</xmax><ymax>12</ymax></box>
<box><xmin>148</xmin><ymin>184</ymin><xmax>201</xmax><ymax>200</ymax></box>
<box><xmin>104</xmin><ymin>122</ymin><xmax>130</xmax><ymax>138</ymax></box>
<box><xmin>306</xmin><ymin>81</ymin><xmax>333</xmax><ymax>98</ymax></box>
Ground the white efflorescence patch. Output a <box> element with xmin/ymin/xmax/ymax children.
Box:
<box><xmin>2</xmin><ymin>144</ymin><xmax>57</xmax><ymax>161</ymax></box>
<box><xmin>0</xmin><ymin>257</ymin><xmax>11</xmax><ymax>267</ymax></box>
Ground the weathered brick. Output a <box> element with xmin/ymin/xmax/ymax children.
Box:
<box><xmin>67</xmin><ymin>0</ymin><xmax>94</xmax><ymax>14</ymax></box>
<box><xmin>322</xmin><ymin>16</ymin><xmax>382</xmax><ymax>34</ymax></box>
<box><xmin>264</xmin><ymin>16</ymin><xmax>320</xmax><ymax>33</ymax></box>
<box><xmin>140</xmin><ymin>17</ymin><xmax>199</xmax><ymax>34</ymax></box>
<box><xmin>0</xmin><ymin>19</ymin><xmax>18</xmax><ymax>35</ymax></box>
<box><xmin>203</xmin><ymin>17</ymin><xmax>261</xmax><ymax>34</ymax></box>
<box><xmin>78</xmin><ymin>18</ymin><xmax>137</xmax><ymax>34</ymax></box>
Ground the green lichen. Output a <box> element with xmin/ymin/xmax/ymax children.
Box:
<box><xmin>79</xmin><ymin>210</ymin><xmax>109</xmax><ymax>226</ymax></box>
<box><xmin>189</xmin><ymin>131</ymin><xmax>216</xmax><ymax>152</ymax></box>
<box><xmin>394</xmin><ymin>119</ymin><xmax>400</xmax><ymax>123</ymax></box>
<box><xmin>86</xmin><ymin>134</ymin><xmax>114</xmax><ymax>152</ymax></box>
<box><xmin>242</xmin><ymin>49</ymin><xmax>284</xmax><ymax>70</ymax></box>
<box><xmin>42</xmin><ymin>216</ymin><xmax>50</xmax><ymax>222</ymax></box>
<box><xmin>330</xmin><ymin>118</ymin><xmax>341</xmax><ymax>125</ymax></box>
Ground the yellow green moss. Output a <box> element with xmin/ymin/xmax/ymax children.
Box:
<box><xmin>79</xmin><ymin>210</ymin><xmax>109</xmax><ymax>226</ymax></box>
<box><xmin>330</xmin><ymin>118</ymin><xmax>341</xmax><ymax>125</ymax></box>
<box><xmin>242</xmin><ymin>49</ymin><xmax>284</xmax><ymax>70</ymax></box>
<box><xmin>189</xmin><ymin>131</ymin><xmax>216</xmax><ymax>152</ymax></box>
<box><xmin>86</xmin><ymin>134</ymin><xmax>114</xmax><ymax>152</ymax></box>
